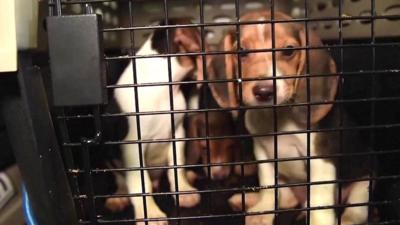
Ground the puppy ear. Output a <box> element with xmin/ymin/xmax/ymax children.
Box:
<box><xmin>185</xmin><ymin>114</ymin><xmax>204</xmax><ymax>165</ymax></box>
<box><xmin>173</xmin><ymin>23</ymin><xmax>214</xmax><ymax>85</ymax></box>
<box><xmin>193</xmin><ymin>44</ymin><xmax>212</xmax><ymax>89</ymax></box>
<box><xmin>224</xmin><ymin>31</ymin><xmax>240</xmax><ymax>109</ymax></box>
<box><xmin>173</xmin><ymin>26</ymin><xmax>201</xmax><ymax>53</ymax></box>
<box><xmin>208</xmin><ymin>30</ymin><xmax>239</xmax><ymax>109</ymax></box>
<box><xmin>152</xmin><ymin>18</ymin><xmax>200</xmax><ymax>54</ymax></box>
<box><xmin>292</xmin><ymin>28</ymin><xmax>339</xmax><ymax>125</ymax></box>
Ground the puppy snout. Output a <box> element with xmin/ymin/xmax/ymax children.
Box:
<box><xmin>211</xmin><ymin>166</ymin><xmax>230</xmax><ymax>180</ymax></box>
<box><xmin>252</xmin><ymin>81</ymin><xmax>274</xmax><ymax>102</ymax></box>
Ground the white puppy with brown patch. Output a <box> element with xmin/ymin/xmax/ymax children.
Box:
<box><xmin>114</xmin><ymin>19</ymin><xmax>204</xmax><ymax>225</ymax></box>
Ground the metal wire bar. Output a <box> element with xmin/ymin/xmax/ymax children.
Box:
<box><xmin>57</xmin><ymin>94</ymin><xmax>400</xmax><ymax>120</ymax></box>
<box><xmin>368</xmin><ymin>0</ymin><xmax>377</xmax><ymax>223</ymax></box>
<box><xmin>304</xmin><ymin>0</ymin><xmax>311</xmax><ymax>223</ymax></box>
<box><xmin>162</xmin><ymin>0</ymin><xmax>183</xmax><ymax>220</ymax></box>
<box><xmin>270</xmin><ymin>0</ymin><xmax>280</xmax><ymax>223</ymax></box>
<box><xmin>105</xmin><ymin>42</ymin><xmax>400</xmax><ymax>60</ymax></box>
<box><xmin>61</xmin><ymin>121</ymin><xmax>400</xmax><ymax>147</ymax></box>
<box><xmin>56</xmin><ymin>110</ymin><xmax>83</xmax><ymax>217</ymax></box>
<box><xmin>71</xmin><ymin>174</ymin><xmax>400</xmax><ymax>200</ymax></box>
<box><xmin>81</xmin><ymin>219</ymin><xmax>400</xmax><ymax>225</ymax></box>
<box><xmin>198</xmin><ymin>0</ymin><xmax>213</xmax><ymax>217</ymax></box>
<box><xmin>337</xmin><ymin>0</ymin><xmax>344</xmax><ymax>224</ymax></box>
<box><xmin>76</xmin><ymin>198</ymin><xmax>400</xmax><ymax>225</ymax></box>
<box><xmin>81</xmin><ymin>144</ymin><xmax>97</xmax><ymax>223</ymax></box>
<box><xmin>52</xmin><ymin>0</ymin><xmax>62</xmax><ymax>15</ymax></box>
<box><xmin>100</xmin><ymin>14</ymin><xmax>400</xmax><ymax>32</ymax></box>
<box><xmin>74</xmin><ymin>5</ymin><xmax>105</xmax><ymax>223</ymax></box>
<box><xmin>68</xmin><ymin>148</ymin><xmax>400</xmax><ymax>174</ymax></box>
<box><xmin>104</xmin><ymin>68</ymin><xmax>399</xmax><ymax>90</ymax></box>
<box><xmin>80</xmin><ymin>107</ymin><xmax>103</xmax><ymax>224</ymax></box>
<box><xmin>233</xmin><ymin>0</ymin><xmax>247</xmax><ymax>216</ymax></box>
<box><xmin>126</xmin><ymin>0</ymin><xmax>150</xmax><ymax>223</ymax></box>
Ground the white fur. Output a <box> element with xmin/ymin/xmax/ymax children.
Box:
<box><xmin>245</xmin><ymin>108</ymin><xmax>337</xmax><ymax>225</ymax></box>
<box><xmin>114</xmin><ymin>36</ymin><xmax>199</xmax><ymax>225</ymax></box>
<box><xmin>188</xmin><ymin>88</ymin><xmax>199</xmax><ymax>110</ymax></box>
<box><xmin>309</xmin><ymin>158</ymin><xmax>337</xmax><ymax>225</ymax></box>
<box><xmin>245</xmin><ymin>106</ymin><xmax>369</xmax><ymax>225</ymax></box>
<box><xmin>267</xmin><ymin>67</ymin><xmax>288</xmax><ymax>105</ymax></box>
<box><xmin>341</xmin><ymin>180</ymin><xmax>369</xmax><ymax>225</ymax></box>
<box><xmin>257</xmin><ymin>17</ymin><xmax>266</xmax><ymax>43</ymax></box>
<box><xmin>238</xmin><ymin>13</ymin><xmax>368</xmax><ymax>225</ymax></box>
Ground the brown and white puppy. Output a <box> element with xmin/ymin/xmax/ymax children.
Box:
<box><xmin>185</xmin><ymin>85</ymin><xmax>258</xmax><ymax>181</ymax></box>
<box><xmin>208</xmin><ymin>10</ymin><xmax>371</xmax><ymax>225</ymax></box>
<box><xmin>114</xmin><ymin>19</ymin><xmax>208</xmax><ymax>225</ymax></box>
<box><xmin>104</xmin><ymin>85</ymin><xmax>257</xmax><ymax>214</ymax></box>
<box><xmin>186</xmin><ymin>109</ymin><xmax>235</xmax><ymax>180</ymax></box>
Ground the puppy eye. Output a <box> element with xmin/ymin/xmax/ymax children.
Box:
<box><xmin>282</xmin><ymin>45</ymin><xmax>295</xmax><ymax>57</ymax></box>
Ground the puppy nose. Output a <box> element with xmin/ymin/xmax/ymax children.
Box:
<box><xmin>252</xmin><ymin>82</ymin><xmax>274</xmax><ymax>102</ymax></box>
<box><xmin>211</xmin><ymin>166</ymin><xmax>230</xmax><ymax>180</ymax></box>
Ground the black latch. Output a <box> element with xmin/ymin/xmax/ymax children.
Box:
<box><xmin>47</xmin><ymin>14</ymin><xmax>107</xmax><ymax>106</ymax></box>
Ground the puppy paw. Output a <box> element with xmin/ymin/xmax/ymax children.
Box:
<box><xmin>105</xmin><ymin>197</ymin><xmax>130</xmax><ymax>212</ymax></box>
<box><xmin>228</xmin><ymin>193</ymin><xmax>260</xmax><ymax>211</ymax></box>
<box><xmin>245</xmin><ymin>214</ymin><xmax>273</xmax><ymax>225</ymax></box>
<box><xmin>310</xmin><ymin>209</ymin><xmax>336</xmax><ymax>225</ymax></box>
<box><xmin>245</xmin><ymin>203</ymin><xmax>274</xmax><ymax>225</ymax></box>
<box><xmin>175</xmin><ymin>185</ymin><xmax>200</xmax><ymax>208</ymax></box>
<box><xmin>185</xmin><ymin>170</ymin><xmax>198</xmax><ymax>185</ymax></box>
<box><xmin>136</xmin><ymin>207</ymin><xmax>168</xmax><ymax>225</ymax></box>
<box><xmin>229</xmin><ymin>194</ymin><xmax>244</xmax><ymax>211</ymax></box>
<box><xmin>136</xmin><ymin>218</ymin><xmax>168</xmax><ymax>225</ymax></box>
<box><xmin>340</xmin><ymin>220</ymin><xmax>354</xmax><ymax>225</ymax></box>
<box><xmin>340</xmin><ymin>214</ymin><xmax>363</xmax><ymax>225</ymax></box>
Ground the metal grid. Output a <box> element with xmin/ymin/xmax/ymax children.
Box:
<box><xmin>46</xmin><ymin>0</ymin><xmax>400</xmax><ymax>225</ymax></box>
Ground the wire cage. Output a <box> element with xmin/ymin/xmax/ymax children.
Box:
<box><xmin>43</xmin><ymin>0</ymin><xmax>400</xmax><ymax>225</ymax></box>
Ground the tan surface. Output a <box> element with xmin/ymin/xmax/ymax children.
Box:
<box><xmin>0</xmin><ymin>0</ymin><xmax>17</xmax><ymax>73</ymax></box>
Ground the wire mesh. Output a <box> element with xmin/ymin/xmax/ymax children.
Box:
<box><xmin>47</xmin><ymin>0</ymin><xmax>400</xmax><ymax>225</ymax></box>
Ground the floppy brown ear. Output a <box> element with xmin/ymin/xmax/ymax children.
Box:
<box><xmin>174</xmin><ymin>25</ymin><xmax>214</xmax><ymax>86</ymax></box>
<box><xmin>172</xmin><ymin>18</ymin><xmax>201</xmax><ymax>52</ymax></box>
<box><xmin>208</xmin><ymin>30</ymin><xmax>239</xmax><ymax>109</ymax></box>
<box><xmin>185</xmin><ymin>115</ymin><xmax>204</xmax><ymax>165</ymax></box>
<box><xmin>292</xmin><ymin>28</ymin><xmax>339</xmax><ymax>125</ymax></box>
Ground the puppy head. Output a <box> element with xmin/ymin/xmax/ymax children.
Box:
<box><xmin>210</xmin><ymin>10</ymin><xmax>338</xmax><ymax>124</ymax></box>
<box><xmin>186</xmin><ymin>111</ymin><xmax>236</xmax><ymax>180</ymax></box>
<box><xmin>151</xmin><ymin>18</ymin><xmax>210</xmax><ymax>82</ymax></box>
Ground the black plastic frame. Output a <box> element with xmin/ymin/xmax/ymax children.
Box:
<box><xmin>1</xmin><ymin>52</ymin><xmax>78</xmax><ymax>225</ymax></box>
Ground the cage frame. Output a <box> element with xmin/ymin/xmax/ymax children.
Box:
<box><xmin>36</xmin><ymin>0</ymin><xmax>400</xmax><ymax>224</ymax></box>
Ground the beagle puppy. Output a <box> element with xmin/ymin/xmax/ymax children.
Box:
<box><xmin>114</xmin><ymin>19</ymin><xmax>206</xmax><ymax>225</ymax></box>
<box><xmin>185</xmin><ymin>86</ymin><xmax>236</xmax><ymax>180</ymax></box>
<box><xmin>208</xmin><ymin>10</ymin><xmax>371</xmax><ymax>225</ymax></box>
<box><xmin>185</xmin><ymin>85</ymin><xmax>257</xmax><ymax>181</ymax></box>
<box><xmin>104</xmin><ymin>84</ymin><xmax>257</xmax><ymax>214</ymax></box>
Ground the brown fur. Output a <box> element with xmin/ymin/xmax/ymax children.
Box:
<box><xmin>207</xmin><ymin>9</ymin><xmax>372</xmax><ymax>225</ymax></box>
<box><xmin>185</xmin><ymin>110</ymin><xmax>236</xmax><ymax>180</ymax></box>
<box><xmin>209</xmin><ymin>10</ymin><xmax>338</xmax><ymax>126</ymax></box>
<box><xmin>152</xmin><ymin>18</ymin><xmax>209</xmax><ymax>82</ymax></box>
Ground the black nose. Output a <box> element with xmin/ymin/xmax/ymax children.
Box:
<box><xmin>252</xmin><ymin>82</ymin><xmax>274</xmax><ymax>102</ymax></box>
